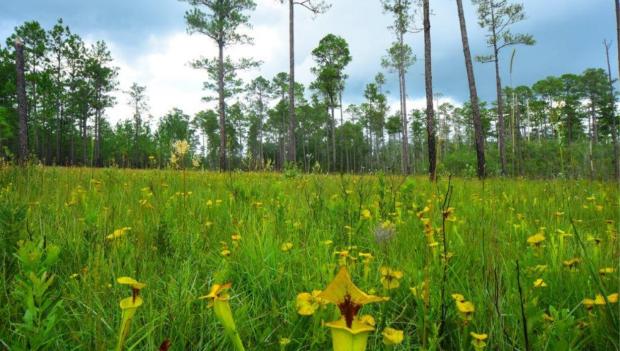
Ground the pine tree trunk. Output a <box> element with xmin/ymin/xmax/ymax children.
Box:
<box><xmin>258</xmin><ymin>96</ymin><xmax>264</xmax><ymax>168</ymax></box>
<box><xmin>339</xmin><ymin>91</ymin><xmax>344</xmax><ymax>172</ymax></box>
<box><xmin>456</xmin><ymin>0</ymin><xmax>486</xmax><ymax>178</ymax></box>
<box><xmin>287</xmin><ymin>0</ymin><xmax>297</xmax><ymax>165</ymax></box>
<box><xmin>57</xmin><ymin>109</ymin><xmax>62</xmax><ymax>164</ymax></box>
<box><xmin>331</xmin><ymin>104</ymin><xmax>336</xmax><ymax>171</ymax></box>
<box><xmin>606</xmin><ymin>33</ymin><xmax>619</xmax><ymax>180</ymax></box>
<box><xmin>70</xmin><ymin>128</ymin><xmax>75</xmax><ymax>166</ymax></box>
<box><xmin>82</xmin><ymin>114</ymin><xmax>87</xmax><ymax>165</ymax></box>
<box><xmin>423</xmin><ymin>0</ymin><xmax>436</xmax><ymax>181</ymax></box>
<box><xmin>94</xmin><ymin>110</ymin><xmax>99</xmax><ymax>167</ymax></box>
<box><xmin>280</xmin><ymin>102</ymin><xmax>286</xmax><ymax>170</ymax></box>
<box><xmin>490</xmin><ymin>5</ymin><xmax>507</xmax><ymax>175</ymax></box>
<box><xmin>515</xmin><ymin>99</ymin><xmax>523</xmax><ymax>175</ymax></box>
<box><xmin>15</xmin><ymin>39</ymin><xmax>28</xmax><ymax>164</ymax></box>
<box><xmin>588</xmin><ymin>107</ymin><xmax>594</xmax><ymax>179</ymax></box>
<box><xmin>93</xmin><ymin>87</ymin><xmax>100</xmax><ymax>167</ymax></box>
<box><xmin>31</xmin><ymin>58</ymin><xmax>39</xmax><ymax>162</ymax></box>
<box><xmin>56</xmin><ymin>52</ymin><xmax>62</xmax><ymax>165</ymax></box>
<box><xmin>493</xmin><ymin>48</ymin><xmax>507</xmax><ymax>175</ymax></box>
<box><xmin>399</xmin><ymin>32</ymin><xmax>410</xmax><ymax>174</ymax></box>
<box><xmin>218</xmin><ymin>41</ymin><xmax>227</xmax><ymax>171</ymax></box>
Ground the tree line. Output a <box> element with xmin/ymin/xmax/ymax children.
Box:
<box><xmin>0</xmin><ymin>0</ymin><xmax>619</xmax><ymax>179</ymax></box>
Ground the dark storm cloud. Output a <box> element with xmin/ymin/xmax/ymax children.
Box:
<box><xmin>0</xmin><ymin>0</ymin><xmax>188</xmax><ymax>55</ymax></box>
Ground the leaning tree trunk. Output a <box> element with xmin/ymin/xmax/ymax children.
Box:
<box><xmin>217</xmin><ymin>41</ymin><xmax>227</xmax><ymax>171</ymax></box>
<box><xmin>15</xmin><ymin>39</ymin><xmax>28</xmax><ymax>165</ymax></box>
<box><xmin>423</xmin><ymin>0</ymin><xmax>437</xmax><ymax>181</ymax></box>
<box><xmin>456</xmin><ymin>0</ymin><xmax>485</xmax><ymax>179</ymax></box>
<box><xmin>287</xmin><ymin>0</ymin><xmax>297</xmax><ymax>165</ymax></box>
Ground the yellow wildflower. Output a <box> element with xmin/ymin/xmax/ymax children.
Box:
<box><xmin>533</xmin><ymin>278</ymin><xmax>547</xmax><ymax>288</ymax></box>
<box><xmin>586</xmin><ymin>235</ymin><xmax>602</xmax><ymax>245</ymax></box>
<box><xmin>296</xmin><ymin>290</ymin><xmax>326</xmax><ymax>316</ymax></box>
<box><xmin>526</xmin><ymin>233</ymin><xmax>545</xmax><ymax>247</ymax></box>
<box><xmin>335</xmin><ymin>250</ymin><xmax>355</xmax><ymax>266</ymax></box>
<box><xmin>533</xmin><ymin>265</ymin><xmax>548</xmax><ymax>273</ymax></box>
<box><xmin>451</xmin><ymin>293</ymin><xmax>465</xmax><ymax>302</ymax></box>
<box><xmin>107</xmin><ymin>227</ymin><xmax>132</xmax><ymax>240</ymax></box>
<box><xmin>442</xmin><ymin>207</ymin><xmax>455</xmax><ymax>219</ymax></box>
<box><xmin>409</xmin><ymin>280</ymin><xmax>430</xmax><ymax>306</ymax></box>
<box><xmin>359</xmin><ymin>252</ymin><xmax>373</xmax><ymax>265</ymax></box>
<box><xmin>563</xmin><ymin>258</ymin><xmax>581</xmax><ymax>269</ymax></box>
<box><xmin>557</xmin><ymin>229</ymin><xmax>572</xmax><ymax>238</ymax></box>
<box><xmin>281</xmin><ymin>242</ymin><xmax>293</xmax><ymax>252</ymax></box>
<box><xmin>382</xmin><ymin>327</ymin><xmax>404</xmax><ymax>345</ymax></box>
<box><xmin>470</xmin><ymin>332</ymin><xmax>488</xmax><ymax>350</ymax></box>
<box><xmin>380</xmin><ymin>267</ymin><xmax>404</xmax><ymax>290</ymax></box>
<box><xmin>361</xmin><ymin>209</ymin><xmax>372</xmax><ymax>220</ymax></box>
<box><xmin>417</xmin><ymin>206</ymin><xmax>430</xmax><ymax>218</ymax></box>
<box><xmin>582</xmin><ymin>298</ymin><xmax>595</xmax><ymax>310</ymax></box>
<box><xmin>599</xmin><ymin>267</ymin><xmax>615</xmax><ymax>276</ymax></box>
<box><xmin>594</xmin><ymin>294</ymin><xmax>607</xmax><ymax>306</ymax></box>
<box><xmin>456</xmin><ymin>300</ymin><xmax>475</xmax><ymax>321</ymax></box>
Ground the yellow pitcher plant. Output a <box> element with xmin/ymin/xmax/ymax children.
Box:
<box><xmin>115</xmin><ymin>277</ymin><xmax>146</xmax><ymax>351</ymax></box>
<box><xmin>317</xmin><ymin>267</ymin><xmax>388</xmax><ymax>351</ymax></box>
<box><xmin>199</xmin><ymin>283</ymin><xmax>245</xmax><ymax>351</ymax></box>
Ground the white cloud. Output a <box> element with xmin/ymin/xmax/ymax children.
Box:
<box><xmin>105</xmin><ymin>21</ymin><xmax>289</xmax><ymax>126</ymax></box>
<box><xmin>1</xmin><ymin>0</ymin><xmax>606</xmax><ymax>129</ymax></box>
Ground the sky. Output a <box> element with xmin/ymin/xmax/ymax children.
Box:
<box><xmin>0</xmin><ymin>0</ymin><xmax>617</xmax><ymax>124</ymax></box>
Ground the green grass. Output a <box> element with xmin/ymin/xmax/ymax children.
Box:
<box><xmin>0</xmin><ymin>166</ymin><xmax>618</xmax><ymax>350</ymax></box>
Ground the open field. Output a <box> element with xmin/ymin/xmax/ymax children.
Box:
<box><xmin>0</xmin><ymin>167</ymin><xmax>618</xmax><ymax>350</ymax></box>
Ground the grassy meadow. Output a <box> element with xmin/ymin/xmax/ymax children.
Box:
<box><xmin>0</xmin><ymin>166</ymin><xmax>618</xmax><ymax>350</ymax></box>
